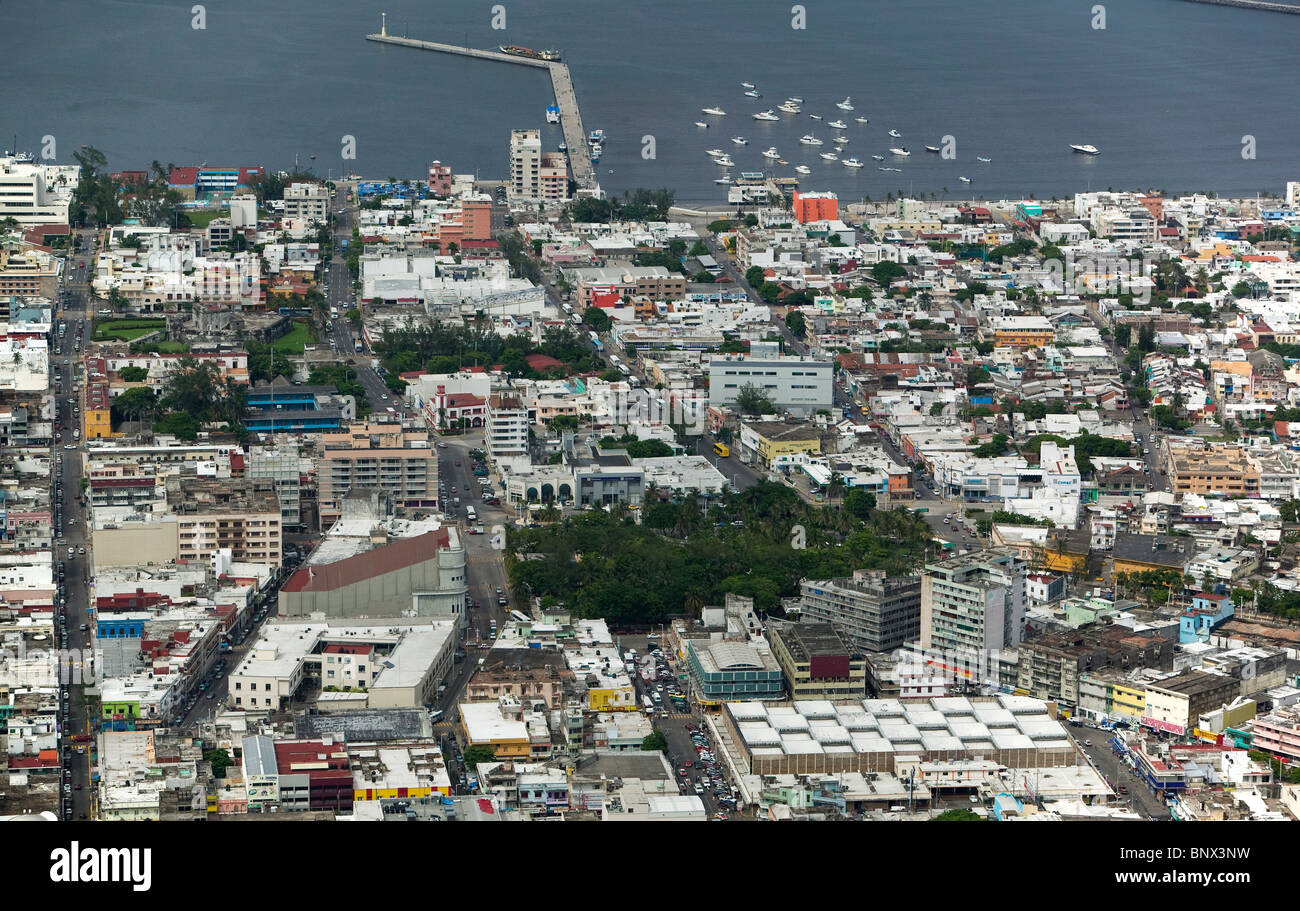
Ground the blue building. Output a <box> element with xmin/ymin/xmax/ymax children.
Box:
<box><xmin>245</xmin><ymin>384</ymin><xmax>345</xmax><ymax>432</ymax></box>
<box><xmin>1178</xmin><ymin>592</ymin><xmax>1234</xmax><ymax>644</ymax></box>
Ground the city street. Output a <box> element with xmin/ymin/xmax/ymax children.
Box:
<box><xmin>1078</xmin><ymin>732</ymin><xmax>1172</xmax><ymax>820</ymax></box>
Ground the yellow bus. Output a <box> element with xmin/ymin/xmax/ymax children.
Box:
<box><xmin>713</xmin><ymin>442</ymin><xmax>730</xmax><ymax>458</ymax></box>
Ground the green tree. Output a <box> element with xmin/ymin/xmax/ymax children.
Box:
<box><xmin>785</xmin><ymin>310</ymin><xmax>807</xmax><ymax>338</ymax></box>
<box><xmin>583</xmin><ymin>306</ymin><xmax>612</xmax><ymax>333</ymax></box>
<box><xmin>117</xmin><ymin>365</ymin><xmax>148</xmax><ymax>383</ymax></box>
<box><xmin>745</xmin><ymin>266</ymin><xmax>766</xmax><ymax>287</ymax></box>
<box><xmin>204</xmin><ymin>748</ymin><xmax>233</xmax><ymax>778</ymax></box>
<box><xmin>641</xmin><ymin>731</ymin><xmax>669</xmax><ymax>753</ymax></box>
<box><xmin>735</xmin><ymin>383</ymin><xmax>777</xmax><ymax>415</ymax></box>
<box><xmin>843</xmin><ymin>488</ymin><xmax>876</xmax><ymax>519</ymax></box>
<box><xmin>933</xmin><ymin>808</ymin><xmax>982</xmax><ymax>821</ymax></box>
<box><xmin>462</xmin><ymin>744</ymin><xmax>496</xmax><ymax>770</ymax></box>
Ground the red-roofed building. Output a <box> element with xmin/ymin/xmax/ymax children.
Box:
<box><xmin>525</xmin><ymin>353</ymin><xmax>566</xmax><ymax>374</ymax></box>
<box><xmin>279</xmin><ymin>530</ymin><xmax>466</xmax><ymax>624</ymax></box>
<box><xmin>272</xmin><ymin>738</ymin><xmax>354</xmax><ymax>811</ymax></box>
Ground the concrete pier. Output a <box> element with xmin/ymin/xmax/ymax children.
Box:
<box><xmin>366</xmin><ymin>33</ymin><xmax>596</xmax><ymax>188</ymax></box>
<box><xmin>1174</xmin><ymin>0</ymin><xmax>1300</xmax><ymax>12</ymax></box>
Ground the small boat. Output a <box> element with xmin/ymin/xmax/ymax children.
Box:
<box><xmin>842</xmin><ymin>157</ymin><xmax>865</xmax><ymax>168</ymax></box>
<box><xmin>558</xmin><ymin>142</ymin><xmax>568</xmax><ymax>152</ymax></box>
<box><xmin>959</xmin><ymin>176</ymin><xmax>972</xmax><ymax>183</ymax></box>
<box><xmin>809</xmin><ymin>114</ymin><xmax>822</xmax><ymax>121</ymax></box>
<box><xmin>705</xmin><ymin>148</ymin><xmax>726</xmax><ymax>157</ymax></box>
<box><xmin>834</xmin><ymin>135</ymin><xmax>849</xmax><ymax>145</ymax></box>
<box><xmin>546</xmin><ymin>104</ymin><xmax>561</xmax><ymax>124</ymax></box>
<box><xmin>744</xmin><ymin>90</ymin><xmax>762</xmax><ymax>98</ymax></box>
<box><xmin>777</xmin><ymin>159</ymin><xmax>788</xmax><ymax>165</ymax></box>
<box><xmin>800</xmin><ymin>134</ymin><xmax>824</xmax><ymax>145</ymax></box>
<box><xmin>888</xmin><ymin>129</ymin><xmax>902</xmax><ymax>138</ymax></box>
<box><xmin>715</xmin><ymin>155</ymin><xmax>735</xmax><ymax>167</ymax></box>
<box><xmin>590</xmin><ymin>144</ymin><xmax>602</xmax><ymax>162</ymax></box>
<box><xmin>925</xmin><ymin>146</ymin><xmax>941</xmax><ymax>153</ymax></box>
<box><xmin>741</xmin><ymin>82</ymin><xmax>755</xmax><ymax>89</ymax></box>
<box><xmin>836</xmin><ymin>96</ymin><xmax>854</xmax><ymax>111</ymax></box>
<box><xmin>787</xmin><ymin>96</ymin><xmax>804</xmax><ymax>103</ymax></box>
<box><xmin>878</xmin><ymin>166</ymin><xmax>902</xmax><ymax>172</ymax></box>
<box><xmin>762</xmin><ymin>146</ymin><xmax>781</xmax><ymax>159</ymax></box>
<box><xmin>819</xmin><ymin>151</ymin><xmax>839</xmax><ymax>161</ymax></box>
<box><xmin>731</xmin><ymin>136</ymin><xmax>748</xmax><ymax>145</ymax></box>
<box><xmin>702</xmin><ymin>107</ymin><xmax>726</xmax><ymax>116</ymax></box>
<box><xmin>715</xmin><ymin>176</ymin><xmax>732</xmax><ymax>184</ymax></box>
<box><xmin>1070</xmin><ymin>144</ymin><xmax>1100</xmax><ymax>155</ymax></box>
<box><xmin>871</xmin><ymin>154</ymin><xmax>885</xmax><ymax>161</ymax></box>
<box><xmin>889</xmin><ymin>147</ymin><xmax>911</xmax><ymax>157</ymax></box>
<box><xmin>588</xmin><ymin>129</ymin><xmax>605</xmax><ymax>144</ymax></box>
<box><xmin>753</xmin><ymin>109</ymin><xmax>780</xmax><ymax>121</ymax></box>
<box><xmin>695</xmin><ymin>121</ymin><xmax>709</xmax><ymax>128</ymax></box>
<box><xmin>855</xmin><ymin>116</ymin><xmax>870</xmax><ymax>124</ymax></box>
<box><xmin>977</xmin><ymin>156</ymin><xmax>992</xmax><ymax>162</ymax></box>
<box><xmin>794</xmin><ymin>165</ymin><xmax>811</xmax><ymax>175</ymax></box>
<box><xmin>828</xmin><ymin>119</ymin><xmax>847</xmax><ymax>130</ymax></box>
<box><xmin>778</xmin><ymin>100</ymin><xmax>801</xmax><ymax>114</ymax></box>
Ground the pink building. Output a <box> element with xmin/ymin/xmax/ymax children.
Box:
<box><xmin>428</xmin><ymin>160</ymin><xmax>452</xmax><ymax>196</ymax></box>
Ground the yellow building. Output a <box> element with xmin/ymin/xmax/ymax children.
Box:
<box><xmin>458</xmin><ymin>701</ymin><xmax>547</xmax><ymax>762</ymax></box>
<box><xmin>1040</xmin><ymin>531</ymin><xmax>1090</xmax><ymax>575</ymax></box>
<box><xmin>1111</xmin><ymin>681</ymin><xmax>1146</xmax><ymax>721</ymax></box>
<box><xmin>739</xmin><ymin>420</ymin><xmax>822</xmax><ymax>469</ymax></box>
<box><xmin>84</xmin><ymin>382</ymin><xmax>114</xmax><ymax>439</ymax></box>
<box><xmin>991</xmin><ymin>316</ymin><xmax>1054</xmax><ymax>349</ymax></box>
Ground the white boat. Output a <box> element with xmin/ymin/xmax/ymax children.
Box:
<box><xmin>836</xmin><ymin>97</ymin><xmax>854</xmax><ymax>111</ymax></box>
<box><xmin>787</xmin><ymin>96</ymin><xmax>804</xmax><ymax>103</ymax></box>
<box><xmin>819</xmin><ymin>151</ymin><xmax>839</xmax><ymax>161</ymax></box>
<box><xmin>959</xmin><ymin>176</ymin><xmax>972</xmax><ymax>183</ymax></box>
<box><xmin>842</xmin><ymin>157</ymin><xmax>865</xmax><ymax>168</ymax></box>
<box><xmin>794</xmin><ymin>165</ymin><xmax>811</xmax><ymax>175</ymax></box>
<box><xmin>834</xmin><ymin>135</ymin><xmax>849</xmax><ymax>145</ymax></box>
<box><xmin>694</xmin><ymin>121</ymin><xmax>709</xmax><ymax>128</ymax></box>
<box><xmin>741</xmin><ymin>82</ymin><xmax>755</xmax><ymax>89</ymax></box>
<box><xmin>705</xmin><ymin>148</ymin><xmax>726</xmax><ymax>157</ymax></box>
<box><xmin>808</xmin><ymin>114</ymin><xmax>822</xmax><ymax>120</ymax></box>
<box><xmin>777</xmin><ymin>159</ymin><xmax>788</xmax><ymax>165</ymax></box>
<box><xmin>546</xmin><ymin>104</ymin><xmax>561</xmax><ymax>124</ymax></box>
<box><xmin>762</xmin><ymin>147</ymin><xmax>781</xmax><ymax>159</ymax></box>
<box><xmin>715</xmin><ymin>176</ymin><xmax>732</xmax><ymax>184</ymax></box>
<box><xmin>800</xmin><ymin>134</ymin><xmax>824</xmax><ymax>145</ymax></box>
<box><xmin>871</xmin><ymin>154</ymin><xmax>884</xmax><ymax>161</ymax></box>
<box><xmin>889</xmin><ymin>147</ymin><xmax>911</xmax><ymax>157</ymax></box>
<box><xmin>590</xmin><ymin>144</ymin><xmax>602</xmax><ymax>161</ymax></box>
<box><xmin>879</xmin><ymin>166</ymin><xmax>902</xmax><ymax>172</ymax></box>
<box><xmin>778</xmin><ymin>101</ymin><xmax>801</xmax><ymax>114</ymax></box>
<box><xmin>753</xmin><ymin>109</ymin><xmax>780</xmax><ymax>121</ymax></box>
<box><xmin>715</xmin><ymin>155</ymin><xmax>735</xmax><ymax>167</ymax></box>
<box><xmin>731</xmin><ymin>136</ymin><xmax>748</xmax><ymax>145</ymax></box>
<box><xmin>855</xmin><ymin>116</ymin><xmax>870</xmax><ymax>124</ymax></box>
<box><xmin>744</xmin><ymin>90</ymin><xmax>761</xmax><ymax>98</ymax></box>
<box><xmin>925</xmin><ymin>146</ymin><xmax>940</xmax><ymax>153</ymax></box>
<box><xmin>888</xmin><ymin>129</ymin><xmax>902</xmax><ymax>138</ymax></box>
<box><xmin>701</xmin><ymin>107</ymin><xmax>726</xmax><ymax>116</ymax></box>
<box><xmin>828</xmin><ymin>119</ymin><xmax>847</xmax><ymax>130</ymax></box>
<box><xmin>1070</xmin><ymin>144</ymin><xmax>1100</xmax><ymax>155</ymax></box>
<box><xmin>977</xmin><ymin>156</ymin><xmax>992</xmax><ymax>162</ymax></box>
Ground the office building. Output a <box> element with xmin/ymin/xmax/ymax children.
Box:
<box><xmin>316</xmin><ymin>422</ymin><xmax>438</xmax><ymax>528</ymax></box>
<box><xmin>166</xmin><ymin>477</ymin><xmax>282</xmax><ymax>566</ymax></box>
<box><xmin>486</xmin><ymin>394</ymin><xmax>529</xmax><ymax>459</ymax></box>
<box><xmin>920</xmin><ymin>549</ymin><xmax>1026</xmax><ymax>655</ymax></box>
<box><xmin>799</xmin><ymin>570</ymin><xmax>922</xmax><ymax>653</ymax></box>
<box><xmin>708</xmin><ymin>354</ymin><xmax>834</xmax><ymax>418</ymax></box>
<box><xmin>0</xmin><ymin>154</ymin><xmax>78</xmax><ymax>226</ymax></box>
<box><xmin>766</xmin><ymin>620</ymin><xmax>869</xmax><ymax>701</ymax></box>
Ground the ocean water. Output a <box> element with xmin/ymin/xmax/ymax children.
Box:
<box><xmin>5</xmin><ymin>0</ymin><xmax>1298</xmax><ymax>204</ymax></box>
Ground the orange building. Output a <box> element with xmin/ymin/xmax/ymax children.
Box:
<box><xmin>793</xmin><ymin>191</ymin><xmax>838</xmax><ymax>225</ymax></box>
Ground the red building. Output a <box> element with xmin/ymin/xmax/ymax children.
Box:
<box><xmin>792</xmin><ymin>190</ymin><xmax>838</xmax><ymax>225</ymax></box>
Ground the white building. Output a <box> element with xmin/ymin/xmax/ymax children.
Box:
<box><xmin>486</xmin><ymin>394</ymin><xmax>529</xmax><ymax>459</ymax></box>
<box><xmin>0</xmin><ymin>155</ymin><xmax>78</xmax><ymax>225</ymax></box>
<box><xmin>282</xmin><ymin>182</ymin><xmax>330</xmax><ymax>232</ymax></box>
<box><xmin>707</xmin><ymin>354</ymin><xmax>833</xmax><ymax>418</ymax></box>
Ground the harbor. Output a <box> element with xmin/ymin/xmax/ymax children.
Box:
<box><xmin>365</xmin><ymin>21</ymin><xmax>596</xmax><ymax>189</ymax></box>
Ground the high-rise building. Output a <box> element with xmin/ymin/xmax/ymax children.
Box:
<box><xmin>509</xmin><ymin>130</ymin><xmax>568</xmax><ymax>202</ymax></box>
<box><xmin>316</xmin><ymin>422</ymin><xmax>439</xmax><ymax>529</ymax></box>
<box><xmin>486</xmin><ymin>394</ymin><xmax>529</xmax><ymax>459</ymax></box>
<box><xmin>920</xmin><ymin>549</ymin><xmax>1026</xmax><ymax>656</ymax></box>
<box><xmin>282</xmin><ymin>182</ymin><xmax>330</xmax><ymax>227</ymax></box>
<box><xmin>799</xmin><ymin>570</ymin><xmax>921</xmax><ymax>652</ymax></box>
<box><xmin>0</xmin><ymin>154</ymin><xmax>79</xmax><ymax>226</ymax></box>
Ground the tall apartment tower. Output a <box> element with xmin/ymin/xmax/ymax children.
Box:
<box><xmin>920</xmin><ymin>549</ymin><xmax>1026</xmax><ymax>656</ymax></box>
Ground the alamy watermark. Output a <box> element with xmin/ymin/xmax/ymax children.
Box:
<box><xmin>0</xmin><ymin>644</ymin><xmax>97</xmax><ymax>686</ymax></box>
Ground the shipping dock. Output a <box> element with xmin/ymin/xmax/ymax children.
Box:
<box><xmin>365</xmin><ymin>17</ymin><xmax>595</xmax><ymax>188</ymax></box>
